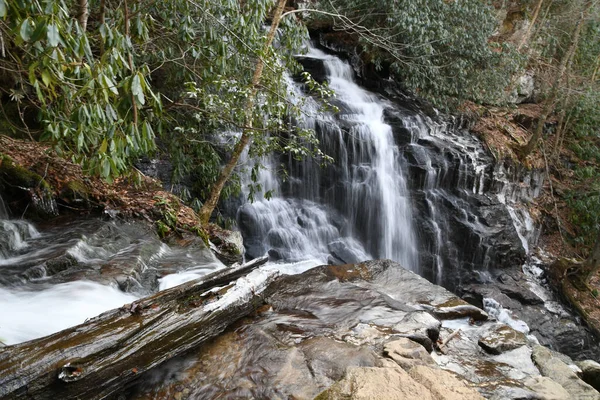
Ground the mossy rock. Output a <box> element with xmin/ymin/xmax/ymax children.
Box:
<box><xmin>59</xmin><ymin>180</ymin><xmax>93</xmax><ymax>207</ymax></box>
<box><xmin>0</xmin><ymin>153</ymin><xmax>57</xmax><ymax>219</ymax></box>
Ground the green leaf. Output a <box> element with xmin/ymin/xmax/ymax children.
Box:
<box><xmin>31</xmin><ymin>20</ymin><xmax>47</xmax><ymax>42</ymax></box>
<box><xmin>131</xmin><ymin>73</ymin><xmax>145</xmax><ymax>106</ymax></box>
<box><xmin>47</xmin><ymin>24</ymin><xmax>59</xmax><ymax>47</ymax></box>
<box><xmin>41</xmin><ymin>70</ymin><xmax>52</xmax><ymax>87</ymax></box>
<box><xmin>101</xmin><ymin>158</ymin><xmax>111</xmax><ymax>179</ymax></box>
<box><xmin>0</xmin><ymin>0</ymin><xmax>6</xmax><ymax>19</ymax></box>
<box><xmin>99</xmin><ymin>138</ymin><xmax>108</xmax><ymax>154</ymax></box>
<box><xmin>20</xmin><ymin>19</ymin><xmax>34</xmax><ymax>42</ymax></box>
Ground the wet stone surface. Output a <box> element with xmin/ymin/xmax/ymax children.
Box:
<box><xmin>119</xmin><ymin>260</ymin><xmax>599</xmax><ymax>400</ymax></box>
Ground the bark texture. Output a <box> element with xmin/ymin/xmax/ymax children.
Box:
<box><xmin>0</xmin><ymin>257</ymin><xmax>270</xmax><ymax>400</ymax></box>
<box><xmin>198</xmin><ymin>0</ymin><xmax>288</xmax><ymax>224</ymax></box>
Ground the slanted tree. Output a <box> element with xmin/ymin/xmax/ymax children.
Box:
<box><xmin>518</xmin><ymin>0</ymin><xmax>593</xmax><ymax>157</ymax></box>
<box><xmin>198</xmin><ymin>0</ymin><xmax>288</xmax><ymax>224</ymax></box>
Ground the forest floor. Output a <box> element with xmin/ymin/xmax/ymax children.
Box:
<box><xmin>467</xmin><ymin>102</ymin><xmax>600</xmax><ymax>338</ymax></box>
<box><xmin>0</xmin><ymin>135</ymin><xmax>206</xmax><ymax>237</ymax></box>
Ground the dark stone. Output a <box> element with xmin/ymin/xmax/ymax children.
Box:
<box><xmin>295</xmin><ymin>56</ymin><xmax>328</xmax><ymax>84</ymax></box>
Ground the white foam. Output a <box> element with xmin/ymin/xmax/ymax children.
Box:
<box><xmin>0</xmin><ymin>281</ymin><xmax>137</xmax><ymax>345</ymax></box>
<box><xmin>483</xmin><ymin>297</ymin><xmax>530</xmax><ymax>334</ymax></box>
<box><xmin>158</xmin><ymin>263</ymin><xmax>224</xmax><ymax>290</ymax></box>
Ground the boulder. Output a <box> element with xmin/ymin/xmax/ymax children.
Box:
<box><xmin>432</xmin><ymin>299</ymin><xmax>489</xmax><ymax>321</ymax></box>
<box><xmin>208</xmin><ymin>228</ymin><xmax>244</xmax><ymax>265</ymax></box>
<box><xmin>532</xmin><ymin>345</ymin><xmax>600</xmax><ymax>400</ymax></box>
<box><xmin>478</xmin><ymin>324</ymin><xmax>527</xmax><ymax>355</ymax></box>
<box><xmin>315</xmin><ymin>366</ymin><xmax>435</xmax><ymax>400</ymax></box>
<box><xmin>523</xmin><ymin>376</ymin><xmax>571</xmax><ymax>400</ymax></box>
<box><xmin>384</xmin><ymin>338</ymin><xmax>435</xmax><ymax>369</ymax></box>
<box><xmin>577</xmin><ymin>360</ymin><xmax>600</xmax><ymax>392</ymax></box>
<box><xmin>391</xmin><ymin>311</ymin><xmax>441</xmax><ymax>352</ymax></box>
<box><xmin>408</xmin><ymin>365</ymin><xmax>485</xmax><ymax>400</ymax></box>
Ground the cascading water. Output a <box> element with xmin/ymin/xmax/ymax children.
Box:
<box><xmin>240</xmin><ymin>45</ymin><xmax>419</xmax><ymax>272</ymax></box>
<box><xmin>238</xmin><ymin>43</ymin><xmax>522</xmax><ymax>288</ymax></box>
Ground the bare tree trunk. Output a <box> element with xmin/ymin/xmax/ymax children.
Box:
<box><xmin>198</xmin><ymin>0</ymin><xmax>288</xmax><ymax>224</ymax></box>
<box><xmin>124</xmin><ymin>0</ymin><xmax>138</xmax><ymax>126</ymax></box>
<box><xmin>551</xmin><ymin>108</ymin><xmax>566</xmax><ymax>160</ymax></box>
<box><xmin>518</xmin><ymin>0</ymin><xmax>544</xmax><ymax>50</ymax></box>
<box><xmin>99</xmin><ymin>0</ymin><xmax>106</xmax><ymax>55</ymax></box>
<box><xmin>519</xmin><ymin>2</ymin><xmax>590</xmax><ymax>157</ymax></box>
<box><xmin>78</xmin><ymin>0</ymin><xmax>89</xmax><ymax>32</ymax></box>
<box><xmin>0</xmin><ymin>257</ymin><xmax>271</xmax><ymax>400</ymax></box>
<box><xmin>585</xmin><ymin>229</ymin><xmax>600</xmax><ymax>284</ymax></box>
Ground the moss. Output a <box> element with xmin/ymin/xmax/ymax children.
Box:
<box><xmin>0</xmin><ymin>153</ymin><xmax>52</xmax><ymax>191</ymax></box>
<box><xmin>62</xmin><ymin>180</ymin><xmax>91</xmax><ymax>201</ymax></box>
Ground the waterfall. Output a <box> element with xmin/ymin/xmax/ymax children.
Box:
<box><xmin>239</xmin><ymin>44</ymin><xmax>418</xmax><ymax>271</ymax></box>
<box><xmin>238</xmin><ymin>42</ymin><xmax>527</xmax><ymax>288</ymax></box>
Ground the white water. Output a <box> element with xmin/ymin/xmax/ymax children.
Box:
<box><xmin>0</xmin><ymin>281</ymin><xmax>137</xmax><ymax>345</ymax></box>
<box><xmin>239</xmin><ymin>45</ymin><xmax>418</xmax><ymax>270</ymax></box>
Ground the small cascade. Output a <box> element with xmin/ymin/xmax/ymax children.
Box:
<box><xmin>0</xmin><ymin>195</ymin><xmax>41</xmax><ymax>264</ymax></box>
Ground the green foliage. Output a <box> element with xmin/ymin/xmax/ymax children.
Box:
<box><xmin>0</xmin><ymin>0</ymin><xmax>161</xmax><ymax>180</ymax></box>
<box><xmin>0</xmin><ymin>0</ymin><xmax>329</xmax><ymax>204</ymax></box>
<box><xmin>310</xmin><ymin>0</ymin><xmax>524</xmax><ymax>108</ymax></box>
<box><xmin>565</xmin><ymin>89</ymin><xmax>600</xmax><ymax>248</ymax></box>
<box><xmin>153</xmin><ymin>195</ymin><xmax>179</xmax><ymax>237</ymax></box>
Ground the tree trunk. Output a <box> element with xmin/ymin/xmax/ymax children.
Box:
<box><xmin>518</xmin><ymin>0</ymin><xmax>544</xmax><ymax>50</ymax></box>
<box><xmin>78</xmin><ymin>0</ymin><xmax>89</xmax><ymax>32</ymax></box>
<box><xmin>124</xmin><ymin>0</ymin><xmax>138</xmax><ymax>126</ymax></box>
<box><xmin>99</xmin><ymin>0</ymin><xmax>106</xmax><ymax>55</ymax></box>
<box><xmin>519</xmin><ymin>1</ymin><xmax>590</xmax><ymax>157</ymax></box>
<box><xmin>580</xmin><ymin>229</ymin><xmax>600</xmax><ymax>285</ymax></box>
<box><xmin>198</xmin><ymin>0</ymin><xmax>288</xmax><ymax>224</ymax></box>
<box><xmin>0</xmin><ymin>257</ymin><xmax>271</xmax><ymax>400</ymax></box>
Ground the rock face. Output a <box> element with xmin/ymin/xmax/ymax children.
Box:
<box><xmin>532</xmin><ymin>345</ymin><xmax>600</xmax><ymax>400</ymax></box>
<box><xmin>577</xmin><ymin>360</ymin><xmax>600</xmax><ymax>392</ymax></box>
<box><xmin>121</xmin><ymin>260</ymin><xmax>598</xmax><ymax>400</ymax></box>
<box><xmin>384</xmin><ymin>338</ymin><xmax>436</xmax><ymax>369</ymax></box>
<box><xmin>316</xmin><ymin>366</ymin><xmax>436</xmax><ymax>400</ymax></box>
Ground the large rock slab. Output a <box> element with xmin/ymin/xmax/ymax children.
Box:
<box><xmin>118</xmin><ymin>260</ymin><xmax>583</xmax><ymax>400</ymax></box>
<box><xmin>315</xmin><ymin>366</ymin><xmax>435</xmax><ymax>400</ymax></box>
<box><xmin>408</xmin><ymin>365</ymin><xmax>485</xmax><ymax>400</ymax></box>
<box><xmin>532</xmin><ymin>345</ymin><xmax>600</xmax><ymax>400</ymax></box>
<box><xmin>523</xmin><ymin>376</ymin><xmax>571</xmax><ymax>400</ymax></box>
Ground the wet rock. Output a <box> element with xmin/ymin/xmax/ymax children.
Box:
<box><xmin>478</xmin><ymin>324</ymin><xmax>527</xmax><ymax>355</ymax></box>
<box><xmin>384</xmin><ymin>338</ymin><xmax>435</xmax><ymax>369</ymax></box>
<box><xmin>576</xmin><ymin>360</ymin><xmax>600</xmax><ymax>392</ymax></box>
<box><xmin>532</xmin><ymin>345</ymin><xmax>600</xmax><ymax>400</ymax></box>
<box><xmin>391</xmin><ymin>311</ymin><xmax>441</xmax><ymax>352</ymax></box>
<box><xmin>300</xmin><ymin>337</ymin><xmax>381</xmax><ymax>383</ymax></box>
<box><xmin>523</xmin><ymin>376</ymin><xmax>571</xmax><ymax>400</ymax></box>
<box><xmin>315</xmin><ymin>366</ymin><xmax>435</xmax><ymax>400</ymax></box>
<box><xmin>408</xmin><ymin>365</ymin><xmax>485</xmax><ymax>400</ymax></box>
<box><xmin>432</xmin><ymin>299</ymin><xmax>489</xmax><ymax>321</ymax></box>
<box><xmin>328</xmin><ymin>240</ymin><xmax>364</xmax><ymax>264</ymax></box>
<box><xmin>295</xmin><ymin>56</ymin><xmax>329</xmax><ymax>84</ymax></box>
<box><xmin>209</xmin><ymin>229</ymin><xmax>244</xmax><ymax>266</ymax></box>
<box><xmin>0</xmin><ymin>154</ymin><xmax>58</xmax><ymax>219</ymax></box>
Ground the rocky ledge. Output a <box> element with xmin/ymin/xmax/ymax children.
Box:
<box><xmin>122</xmin><ymin>260</ymin><xmax>600</xmax><ymax>400</ymax></box>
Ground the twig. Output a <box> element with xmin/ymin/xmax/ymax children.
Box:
<box><xmin>438</xmin><ymin>328</ymin><xmax>461</xmax><ymax>354</ymax></box>
<box><xmin>541</xmin><ymin>141</ymin><xmax>566</xmax><ymax>247</ymax></box>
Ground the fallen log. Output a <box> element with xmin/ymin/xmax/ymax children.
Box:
<box><xmin>0</xmin><ymin>256</ymin><xmax>271</xmax><ymax>400</ymax></box>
